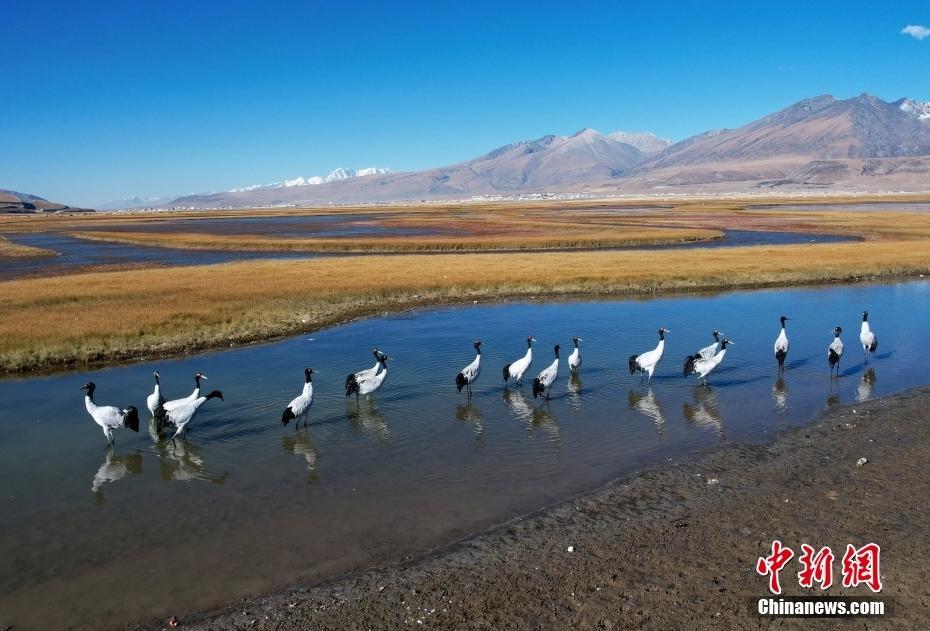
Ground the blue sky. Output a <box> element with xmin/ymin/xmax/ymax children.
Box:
<box><xmin>3</xmin><ymin>0</ymin><xmax>929</xmax><ymax>206</ymax></box>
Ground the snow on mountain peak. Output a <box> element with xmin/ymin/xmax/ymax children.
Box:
<box><xmin>228</xmin><ymin>167</ymin><xmax>390</xmax><ymax>192</ymax></box>
<box><xmin>900</xmin><ymin>99</ymin><xmax>930</xmax><ymax>121</ymax></box>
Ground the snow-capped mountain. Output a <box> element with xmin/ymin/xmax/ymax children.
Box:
<box><xmin>233</xmin><ymin>167</ymin><xmax>390</xmax><ymax>193</ymax></box>
<box><xmin>899</xmin><ymin>98</ymin><xmax>930</xmax><ymax>121</ymax></box>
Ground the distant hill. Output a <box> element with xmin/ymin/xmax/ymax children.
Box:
<box><xmin>0</xmin><ymin>189</ymin><xmax>86</xmax><ymax>213</ymax></box>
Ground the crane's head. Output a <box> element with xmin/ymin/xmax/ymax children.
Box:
<box><xmin>154</xmin><ymin>370</ymin><xmax>160</xmax><ymax>382</ymax></box>
<box><xmin>573</xmin><ymin>336</ymin><xmax>582</xmax><ymax>346</ymax></box>
<box><xmin>780</xmin><ymin>316</ymin><xmax>789</xmax><ymax>326</ymax></box>
<box><xmin>380</xmin><ymin>354</ymin><xmax>392</xmax><ymax>364</ymax></box>
<box><xmin>862</xmin><ymin>310</ymin><xmax>869</xmax><ymax>321</ymax></box>
<box><xmin>473</xmin><ymin>340</ymin><xmax>482</xmax><ymax>350</ymax></box>
<box><xmin>527</xmin><ymin>336</ymin><xmax>536</xmax><ymax>347</ymax></box>
<box><xmin>554</xmin><ymin>344</ymin><xmax>561</xmax><ymax>357</ymax></box>
<box><xmin>195</xmin><ymin>372</ymin><xmax>208</xmax><ymax>383</ymax></box>
<box><xmin>304</xmin><ymin>367</ymin><xmax>314</xmax><ymax>381</ymax></box>
<box><xmin>712</xmin><ymin>330</ymin><xmax>721</xmax><ymax>340</ymax></box>
<box><xmin>834</xmin><ymin>326</ymin><xmax>842</xmax><ymax>336</ymax></box>
<box><xmin>720</xmin><ymin>338</ymin><xmax>734</xmax><ymax>348</ymax></box>
<box><xmin>206</xmin><ymin>390</ymin><xmax>224</xmax><ymax>401</ymax></box>
<box><xmin>80</xmin><ymin>382</ymin><xmax>96</xmax><ymax>395</ymax></box>
<box><xmin>658</xmin><ymin>327</ymin><xmax>671</xmax><ymax>337</ymax></box>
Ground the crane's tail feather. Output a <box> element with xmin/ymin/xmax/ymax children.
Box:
<box><xmin>153</xmin><ymin>403</ymin><xmax>168</xmax><ymax>435</ymax></box>
<box><xmin>455</xmin><ymin>372</ymin><xmax>467</xmax><ymax>393</ymax></box>
<box><xmin>775</xmin><ymin>349</ymin><xmax>787</xmax><ymax>367</ymax></box>
<box><xmin>532</xmin><ymin>377</ymin><xmax>543</xmax><ymax>399</ymax></box>
<box><xmin>628</xmin><ymin>355</ymin><xmax>639</xmax><ymax>375</ymax></box>
<box><xmin>683</xmin><ymin>355</ymin><xmax>696</xmax><ymax>376</ymax></box>
<box><xmin>282</xmin><ymin>406</ymin><xmax>296</xmax><ymax>426</ymax></box>
<box><xmin>345</xmin><ymin>374</ymin><xmax>359</xmax><ymax>398</ymax></box>
<box><xmin>870</xmin><ymin>338</ymin><xmax>878</xmax><ymax>352</ymax></box>
<box><xmin>123</xmin><ymin>406</ymin><xmax>140</xmax><ymax>432</ymax></box>
<box><xmin>502</xmin><ymin>364</ymin><xmax>511</xmax><ymax>383</ymax></box>
<box><xmin>828</xmin><ymin>349</ymin><xmax>840</xmax><ymax>367</ymax></box>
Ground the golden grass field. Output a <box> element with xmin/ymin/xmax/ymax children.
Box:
<box><xmin>2</xmin><ymin>195</ymin><xmax>930</xmax><ymax>373</ymax></box>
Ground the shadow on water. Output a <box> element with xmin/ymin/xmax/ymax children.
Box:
<box><xmin>283</xmin><ymin>430</ymin><xmax>318</xmax><ymax>481</ymax></box>
<box><xmin>154</xmin><ymin>439</ymin><xmax>229</xmax><ymax>485</ymax></box>
<box><xmin>455</xmin><ymin>402</ymin><xmax>484</xmax><ymax>445</ymax></box>
<box><xmin>682</xmin><ymin>386</ymin><xmax>725</xmax><ymax>438</ymax></box>
<box><xmin>92</xmin><ymin>448</ymin><xmax>144</xmax><ymax>505</ymax></box>
<box><xmin>628</xmin><ymin>388</ymin><xmax>667</xmax><ymax>435</ymax></box>
<box><xmin>347</xmin><ymin>399</ymin><xmax>390</xmax><ymax>442</ymax></box>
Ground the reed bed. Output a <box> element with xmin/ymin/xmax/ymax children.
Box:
<box><xmin>3</xmin><ymin>239</ymin><xmax>930</xmax><ymax>374</ymax></box>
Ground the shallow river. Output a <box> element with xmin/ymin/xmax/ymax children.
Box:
<box><xmin>0</xmin><ymin>281</ymin><xmax>926</xmax><ymax>628</ymax></box>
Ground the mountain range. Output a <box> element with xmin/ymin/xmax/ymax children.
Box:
<box><xmin>170</xmin><ymin>94</ymin><xmax>930</xmax><ymax>208</ymax></box>
<box><xmin>7</xmin><ymin>93</ymin><xmax>930</xmax><ymax>212</ymax></box>
<box><xmin>0</xmin><ymin>189</ymin><xmax>83</xmax><ymax>212</ymax></box>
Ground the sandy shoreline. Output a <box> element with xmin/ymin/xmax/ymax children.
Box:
<box><xmin>176</xmin><ymin>386</ymin><xmax>930</xmax><ymax>630</ymax></box>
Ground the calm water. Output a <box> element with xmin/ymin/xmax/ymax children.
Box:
<box><xmin>0</xmin><ymin>283</ymin><xmax>926</xmax><ymax>629</ymax></box>
<box><xmin>93</xmin><ymin>213</ymin><xmax>453</xmax><ymax>238</ymax></box>
<box><xmin>0</xmin><ymin>233</ymin><xmax>314</xmax><ymax>280</ymax></box>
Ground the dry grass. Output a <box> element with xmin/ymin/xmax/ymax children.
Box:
<box><xmin>3</xmin><ymin>239</ymin><xmax>930</xmax><ymax>373</ymax></box>
<box><xmin>0</xmin><ymin>235</ymin><xmax>54</xmax><ymax>258</ymax></box>
<box><xmin>67</xmin><ymin>225</ymin><xmax>721</xmax><ymax>253</ymax></box>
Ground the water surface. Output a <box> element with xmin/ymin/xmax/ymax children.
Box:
<box><xmin>0</xmin><ymin>281</ymin><xmax>925</xmax><ymax>628</ymax></box>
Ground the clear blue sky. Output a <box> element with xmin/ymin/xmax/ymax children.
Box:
<box><xmin>3</xmin><ymin>0</ymin><xmax>928</xmax><ymax>206</ymax></box>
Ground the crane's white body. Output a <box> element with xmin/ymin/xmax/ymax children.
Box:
<box><xmin>533</xmin><ymin>354</ymin><xmax>559</xmax><ymax>399</ymax></box>
<box><xmin>828</xmin><ymin>331</ymin><xmax>844</xmax><ymax>376</ymax></box>
<box><xmin>85</xmin><ymin>394</ymin><xmax>136</xmax><ymax>445</ymax></box>
<box><xmin>860</xmin><ymin>316</ymin><xmax>877</xmax><ymax>360</ymax></box>
<box><xmin>568</xmin><ymin>338</ymin><xmax>582</xmax><ymax>372</ymax></box>
<box><xmin>697</xmin><ymin>332</ymin><xmax>722</xmax><ymax>360</ymax></box>
<box><xmin>456</xmin><ymin>345</ymin><xmax>481</xmax><ymax>396</ymax></box>
<box><xmin>146</xmin><ymin>373</ymin><xmax>163</xmax><ymax>418</ymax></box>
<box><xmin>774</xmin><ymin>329</ymin><xmax>789</xmax><ymax>359</ymax></box>
<box><xmin>355</xmin><ymin>363</ymin><xmax>388</xmax><ymax>396</ymax></box>
<box><xmin>284</xmin><ymin>381</ymin><xmax>314</xmax><ymax>426</ymax></box>
<box><xmin>505</xmin><ymin>345</ymin><xmax>533</xmax><ymax>385</ymax></box>
<box><xmin>163</xmin><ymin>374</ymin><xmax>206</xmax><ymax>412</ymax></box>
<box><xmin>158</xmin><ymin>395</ymin><xmax>217</xmax><ymax>441</ymax></box>
<box><xmin>687</xmin><ymin>347</ymin><xmax>728</xmax><ymax>385</ymax></box>
<box><xmin>631</xmin><ymin>333</ymin><xmax>667</xmax><ymax>383</ymax></box>
<box><xmin>354</xmin><ymin>358</ymin><xmax>384</xmax><ymax>384</ymax></box>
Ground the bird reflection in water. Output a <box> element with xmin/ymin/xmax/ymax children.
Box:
<box><xmin>772</xmin><ymin>376</ymin><xmax>788</xmax><ymax>413</ymax></box>
<box><xmin>155</xmin><ymin>439</ymin><xmax>228</xmax><ymax>484</ymax></box>
<box><xmin>503</xmin><ymin>389</ymin><xmax>559</xmax><ymax>442</ymax></box>
<box><xmin>455</xmin><ymin>402</ymin><xmax>484</xmax><ymax>445</ymax></box>
<box><xmin>347</xmin><ymin>400</ymin><xmax>390</xmax><ymax>442</ymax></box>
<box><xmin>857</xmin><ymin>368</ymin><xmax>876</xmax><ymax>402</ymax></box>
<box><xmin>682</xmin><ymin>386</ymin><xmax>725</xmax><ymax>438</ymax></box>
<box><xmin>283</xmin><ymin>430</ymin><xmax>318</xmax><ymax>481</ymax></box>
<box><xmin>628</xmin><ymin>389</ymin><xmax>666</xmax><ymax>435</ymax></box>
<box><xmin>567</xmin><ymin>373</ymin><xmax>583</xmax><ymax>416</ymax></box>
<box><xmin>92</xmin><ymin>448</ymin><xmax>143</xmax><ymax>505</ymax></box>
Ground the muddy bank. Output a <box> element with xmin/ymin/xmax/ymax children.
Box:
<box><xmin>179</xmin><ymin>387</ymin><xmax>930</xmax><ymax>630</ymax></box>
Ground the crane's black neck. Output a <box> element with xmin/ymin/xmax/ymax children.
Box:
<box><xmin>862</xmin><ymin>312</ymin><xmax>869</xmax><ymax>322</ymax></box>
<box><xmin>554</xmin><ymin>345</ymin><xmax>560</xmax><ymax>358</ymax></box>
<box><xmin>713</xmin><ymin>331</ymin><xmax>720</xmax><ymax>342</ymax></box>
<box><xmin>304</xmin><ymin>369</ymin><xmax>313</xmax><ymax>384</ymax></box>
<box><xmin>658</xmin><ymin>330</ymin><xmax>665</xmax><ymax>341</ymax></box>
<box><xmin>573</xmin><ymin>338</ymin><xmax>579</xmax><ymax>348</ymax></box>
<box><xmin>154</xmin><ymin>373</ymin><xmax>160</xmax><ymax>385</ymax></box>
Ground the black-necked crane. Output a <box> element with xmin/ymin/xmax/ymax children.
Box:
<box><xmin>697</xmin><ymin>330</ymin><xmax>723</xmax><ymax>360</ymax></box>
<box><xmin>683</xmin><ymin>338</ymin><xmax>733</xmax><ymax>389</ymax></box>
<box><xmin>154</xmin><ymin>390</ymin><xmax>224</xmax><ymax>442</ymax></box>
<box><xmin>455</xmin><ymin>340</ymin><xmax>482</xmax><ymax>397</ymax></box>
<box><xmin>346</xmin><ymin>352</ymin><xmax>390</xmax><ymax>401</ymax></box>
<box><xmin>568</xmin><ymin>337</ymin><xmax>582</xmax><ymax>372</ymax></box>
<box><xmin>774</xmin><ymin>316</ymin><xmax>789</xmax><ymax>372</ymax></box>
<box><xmin>146</xmin><ymin>371</ymin><xmax>164</xmax><ymax>419</ymax></box>
<box><xmin>532</xmin><ymin>344</ymin><xmax>560</xmax><ymax>400</ymax></box>
<box><xmin>81</xmin><ymin>382</ymin><xmax>140</xmax><ymax>446</ymax></box>
<box><xmin>828</xmin><ymin>326</ymin><xmax>844</xmax><ymax>377</ymax></box>
<box><xmin>163</xmin><ymin>372</ymin><xmax>208</xmax><ymax>412</ymax></box>
<box><xmin>503</xmin><ymin>336</ymin><xmax>535</xmax><ymax>387</ymax></box>
<box><xmin>629</xmin><ymin>328</ymin><xmax>670</xmax><ymax>384</ymax></box>
<box><xmin>860</xmin><ymin>311</ymin><xmax>878</xmax><ymax>362</ymax></box>
<box><xmin>282</xmin><ymin>368</ymin><xmax>314</xmax><ymax>428</ymax></box>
